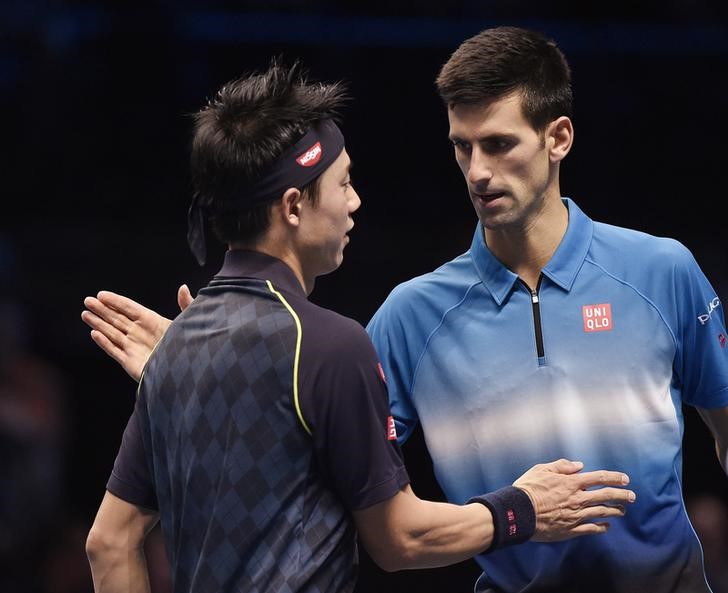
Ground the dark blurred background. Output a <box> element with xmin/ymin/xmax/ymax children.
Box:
<box><xmin>2</xmin><ymin>2</ymin><xmax>728</xmax><ymax>592</ymax></box>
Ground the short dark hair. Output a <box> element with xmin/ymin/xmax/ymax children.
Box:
<box><xmin>435</xmin><ymin>26</ymin><xmax>572</xmax><ymax>131</ymax></box>
<box><xmin>190</xmin><ymin>59</ymin><xmax>347</xmax><ymax>245</ymax></box>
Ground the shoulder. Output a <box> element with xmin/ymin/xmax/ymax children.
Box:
<box><xmin>590</xmin><ymin>221</ymin><xmax>696</xmax><ymax>273</ymax></box>
<box><xmin>299</xmin><ymin>299</ymin><xmax>378</xmax><ymax>357</ymax></box>
<box><xmin>374</xmin><ymin>252</ymin><xmax>478</xmax><ymax>322</ymax></box>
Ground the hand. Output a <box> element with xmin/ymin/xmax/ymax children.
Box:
<box><xmin>513</xmin><ymin>459</ymin><xmax>636</xmax><ymax>541</ymax></box>
<box><xmin>81</xmin><ymin>289</ymin><xmax>183</xmax><ymax>383</ymax></box>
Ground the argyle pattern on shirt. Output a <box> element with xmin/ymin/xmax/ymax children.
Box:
<box><xmin>137</xmin><ymin>282</ymin><xmax>356</xmax><ymax>593</ymax></box>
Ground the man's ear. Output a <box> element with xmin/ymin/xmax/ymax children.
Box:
<box><xmin>277</xmin><ymin>187</ymin><xmax>303</xmax><ymax>227</ymax></box>
<box><xmin>547</xmin><ymin>116</ymin><xmax>574</xmax><ymax>163</ymax></box>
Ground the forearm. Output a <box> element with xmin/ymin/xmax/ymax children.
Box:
<box><xmin>87</xmin><ymin>540</ymin><xmax>151</xmax><ymax>593</ymax></box>
<box><xmin>390</xmin><ymin>498</ymin><xmax>493</xmax><ymax>569</ymax></box>
<box><xmin>354</xmin><ymin>486</ymin><xmax>493</xmax><ymax>572</ymax></box>
<box><xmin>86</xmin><ymin>491</ymin><xmax>158</xmax><ymax>593</ymax></box>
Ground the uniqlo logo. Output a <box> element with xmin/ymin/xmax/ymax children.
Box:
<box><xmin>387</xmin><ymin>416</ymin><xmax>397</xmax><ymax>441</ymax></box>
<box><xmin>582</xmin><ymin>303</ymin><xmax>613</xmax><ymax>333</ymax></box>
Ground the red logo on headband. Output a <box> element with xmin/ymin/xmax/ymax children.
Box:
<box><xmin>296</xmin><ymin>142</ymin><xmax>323</xmax><ymax>167</ymax></box>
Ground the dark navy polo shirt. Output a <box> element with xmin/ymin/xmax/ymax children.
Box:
<box><xmin>107</xmin><ymin>249</ymin><xmax>410</xmax><ymax>593</ymax></box>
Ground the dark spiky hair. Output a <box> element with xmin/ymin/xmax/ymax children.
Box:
<box><xmin>189</xmin><ymin>58</ymin><xmax>348</xmax><ymax>245</ymax></box>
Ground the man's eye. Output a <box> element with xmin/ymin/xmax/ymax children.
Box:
<box><xmin>487</xmin><ymin>139</ymin><xmax>512</xmax><ymax>152</ymax></box>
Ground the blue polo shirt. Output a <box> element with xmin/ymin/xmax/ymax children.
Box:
<box><xmin>367</xmin><ymin>199</ymin><xmax>728</xmax><ymax>593</ymax></box>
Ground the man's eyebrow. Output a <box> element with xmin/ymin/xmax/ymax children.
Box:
<box><xmin>449</xmin><ymin>132</ymin><xmax>517</xmax><ymax>142</ymax></box>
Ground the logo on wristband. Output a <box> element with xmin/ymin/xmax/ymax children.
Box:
<box><xmin>506</xmin><ymin>509</ymin><xmax>518</xmax><ymax>537</ymax></box>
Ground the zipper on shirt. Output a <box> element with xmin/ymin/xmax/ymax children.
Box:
<box><xmin>520</xmin><ymin>276</ymin><xmax>545</xmax><ymax>361</ymax></box>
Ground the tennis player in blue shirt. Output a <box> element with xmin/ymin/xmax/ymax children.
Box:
<box><xmin>367</xmin><ymin>26</ymin><xmax>728</xmax><ymax>593</ymax></box>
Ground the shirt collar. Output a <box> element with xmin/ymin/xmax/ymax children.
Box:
<box><xmin>215</xmin><ymin>249</ymin><xmax>306</xmax><ymax>297</ymax></box>
<box><xmin>469</xmin><ymin>198</ymin><xmax>594</xmax><ymax>305</ymax></box>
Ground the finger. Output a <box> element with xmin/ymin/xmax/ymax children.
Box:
<box><xmin>80</xmin><ymin>308</ymin><xmax>98</xmax><ymax>329</ymax></box>
<box><xmin>576</xmin><ymin>470</ymin><xmax>630</xmax><ymax>488</ymax></box>
<box><xmin>90</xmin><ymin>329</ymin><xmax>127</xmax><ymax>366</ymax></box>
<box><xmin>578</xmin><ymin>505</ymin><xmax>627</xmax><ymax>521</ymax></box>
<box><xmin>84</xmin><ymin>296</ymin><xmax>113</xmax><ymax>320</ymax></box>
<box><xmin>581</xmin><ymin>487</ymin><xmax>636</xmax><ymax>505</ymax></box>
<box><xmin>542</xmin><ymin>458</ymin><xmax>584</xmax><ymax>475</ymax></box>
<box><xmin>97</xmin><ymin>290</ymin><xmax>148</xmax><ymax>322</ymax></box>
<box><xmin>84</xmin><ymin>296</ymin><xmax>132</xmax><ymax>332</ymax></box>
<box><xmin>81</xmin><ymin>311</ymin><xmax>129</xmax><ymax>348</ymax></box>
<box><xmin>566</xmin><ymin>522</ymin><xmax>611</xmax><ymax>537</ymax></box>
<box><xmin>177</xmin><ymin>284</ymin><xmax>193</xmax><ymax>311</ymax></box>
<box><xmin>83</xmin><ymin>299</ymin><xmax>134</xmax><ymax>335</ymax></box>
<box><xmin>532</xmin><ymin>520</ymin><xmax>610</xmax><ymax>543</ymax></box>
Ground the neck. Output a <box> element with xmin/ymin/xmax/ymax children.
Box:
<box><xmin>229</xmin><ymin>238</ymin><xmax>315</xmax><ymax>296</ymax></box>
<box><xmin>484</xmin><ymin>195</ymin><xmax>568</xmax><ymax>290</ymax></box>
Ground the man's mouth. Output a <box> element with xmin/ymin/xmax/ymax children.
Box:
<box><xmin>473</xmin><ymin>191</ymin><xmax>505</xmax><ymax>202</ymax></box>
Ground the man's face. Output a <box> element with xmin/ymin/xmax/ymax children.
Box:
<box><xmin>448</xmin><ymin>93</ymin><xmax>555</xmax><ymax>232</ymax></box>
<box><xmin>298</xmin><ymin>148</ymin><xmax>360</xmax><ymax>277</ymax></box>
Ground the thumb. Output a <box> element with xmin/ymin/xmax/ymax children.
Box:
<box><xmin>177</xmin><ymin>284</ymin><xmax>194</xmax><ymax>311</ymax></box>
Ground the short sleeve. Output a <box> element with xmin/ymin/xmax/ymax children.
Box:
<box><xmin>106</xmin><ymin>398</ymin><xmax>158</xmax><ymax>510</ymax></box>
<box><xmin>366</xmin><ymin>288</ymin><xmax>422</xmax><ymax>445</ymax></box>
<box><xmin>671</xmin><ymin>243</ymin><xmax>728</xmax><ymax>408</ymax></box>
<box><xmin>298</xmin><ymin>316</ymin><xmax>409</xmax><ymax>511</ymax></box>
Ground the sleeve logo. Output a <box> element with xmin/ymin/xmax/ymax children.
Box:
<box><xmin>582</xmin><ymin>303</ymin><xmax>613</xmax><ymax>333</ymax></box>
<box><xmin>387</xmin><ymin>416</ymin><xmax>397</xmax><ymax>441</ymax></box>
<box><xmin>698</xmin><ymin>297</ymin><xmax>721</xmax><ymax>325</ymax></box>
<box><xmin>377</xmin><ymin>362</ymin><xmax>387</xmax><ymax>384</ymax></box>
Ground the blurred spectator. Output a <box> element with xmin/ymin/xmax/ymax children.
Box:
<box><xmin>687</xmin><ymin>492</ymin><xmax>728</xmax><ymax>593</ymax></box>
<box><xmin>41</xmin><ymin>519</ymin><xmax>94</xmax><ymax>593</ymax></box>
<box><xmin>39</xmin><ymin>517</ymin><xmax>171</xmax><ymax>593</ymax></box>
<box><xmin>0</xmin><ymin>238</ymin><xmax>69</xmax><ymax>593</ymax></box>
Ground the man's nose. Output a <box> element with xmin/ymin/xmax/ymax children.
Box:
<box><xmin>349</xmin><ymin>187</ymin><xmax>361</xmax><ymax>212</ymax></box>
<box><xmin>467</xmin><ymin>147</ymin><xmax>493</xmax><ymax>186</ymax></box>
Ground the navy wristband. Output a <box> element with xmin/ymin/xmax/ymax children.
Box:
<box><xmin>468</xmin><ymin>486</ymin><xmax>536</xmax><ymax>551</ymax></box>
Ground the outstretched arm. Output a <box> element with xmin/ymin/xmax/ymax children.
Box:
<box><xmin>81</xmin><ymin>285</ymin><xmax>194</xmax><ymax>382</ymax></box>
<box><xmin>354</xmin><ymin>458</ymin><xmax>635</xmax><ymax>572</ymax></box>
